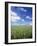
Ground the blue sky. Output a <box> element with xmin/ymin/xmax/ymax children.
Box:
<box><xmin>11</xmin><ymin>6</ymin><xmax>32</xmax><ymax>25</ymax></box>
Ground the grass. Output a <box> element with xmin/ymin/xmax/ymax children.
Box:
<box><xmin>11</xmin><ymin>25</ymin><xmax>32</xmax><ymax>39</ymax></box>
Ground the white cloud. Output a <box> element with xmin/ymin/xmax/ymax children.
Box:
<box><xmin>20</xmin><ymin>8</ymin><xmax>27</xmax><ymax>12</ymax></box>
<box><xmin>11</xmin><ymin>11</ymin><xmax>17</xmax><ymax>16</ymax></box>
<box><xmin>26</xmin><ymin>16</ymin><xmax>32</xmax><ymax>20</ymax></box>
<box><xmin>11</xmin><ymin>15</ymin><xmax>21</xmax><ymax>22</ymax></box>
<box><xmin>11</xmin><ymin>16</ymin><xmax>16</xmax><ymax>22</ymax></box>
<box><xmin>11</xmin><ymin>11</ymin><xmax>21</xmax><ymax>22</ymax></box>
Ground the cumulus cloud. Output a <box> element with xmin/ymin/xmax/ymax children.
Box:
<box><xmin>11</xmin><ymin>11</ymin><xmax>21</xmax><ymax>22</ymax></box>
<box><xmin>11</xmin><ymin>11</ymin><xmax>17</xmax><ymax>16</ymax></box>
<box><xmin>20</xmin><ymin>8</ymin><xmax>27</xmax><ymax>12</ymax></box>
<box><xmin>26</xmin><ymin>16</ymin><xmax>32</xmax><ymax>20</ymax></box>
<box><xmin>11</xmin><ymin>16</ymin><xmax>21</xmax><ymax>22</ymax></box>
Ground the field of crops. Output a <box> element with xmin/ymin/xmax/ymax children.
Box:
<box><xmin>11</xmin><ymin>25</ymin><xmax>32</xmax><ymax>39</ymax></box>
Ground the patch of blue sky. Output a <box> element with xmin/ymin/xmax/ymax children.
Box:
<box><xmin>11</xmin><ymin>6</ymin><xmax>32</xmax><ymax>25</ymax></box>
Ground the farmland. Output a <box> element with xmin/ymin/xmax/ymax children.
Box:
<box><xmin>11</xmin><ymin>25</ymin><xmax>32</xmax><ymax>39</ymax></box>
